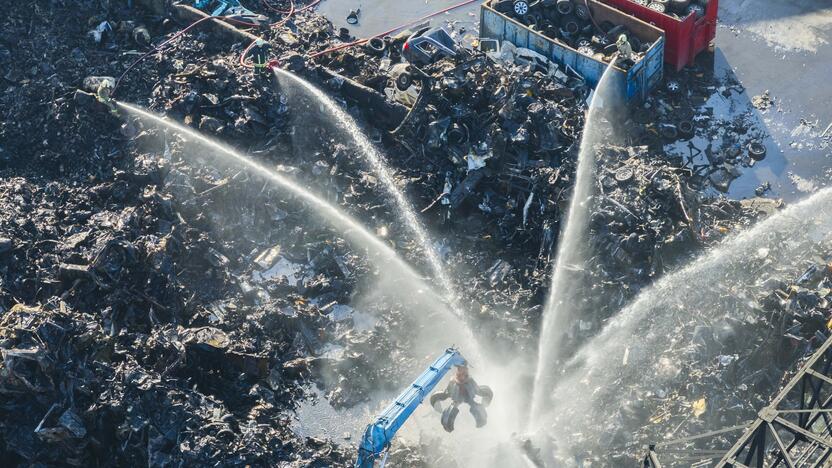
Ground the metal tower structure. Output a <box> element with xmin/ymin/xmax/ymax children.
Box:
<box><xmin>643</xmin><ymin>334</ymin><xmax>832</xmax><ymax>467</ymax></box>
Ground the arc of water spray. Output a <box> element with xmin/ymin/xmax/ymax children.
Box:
<box><xmin>118</xmin><ymin>102</ymin><xmax>480</xmax><ymax>348</ymax></box>
<box><xmin>529</xmin><ymin>60</ymin><xmax>619</xmax><ymax>427</ymax></box>
<box><xmin>270</xmin><ymin>71</ymin><xmax>554</xmax><ymax>463</ymax></box>
<box><xmin>272</xmin><ymin>68</ymin><xmax>464</xmax><ymax>316</ymax></box>
<box><xmin>117</xmin><ymin>104</ymin><xmax>529</xmax><ymax>468</ymax></box>
<box><xmin>538</xmin><ymin>186</ymin><xmax>832</xmax><ymax>454</ymax></box>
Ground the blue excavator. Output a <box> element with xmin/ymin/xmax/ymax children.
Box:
<box><xmin>355</xmin><ymin>348</ymin><xmax>493</xmax><ymax>468</ymax></box>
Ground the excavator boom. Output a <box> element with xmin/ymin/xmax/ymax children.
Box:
<box><xmin>355</xmin><ymin>348</ymin><xmax>466</xmax><ymax>468</ymax></box>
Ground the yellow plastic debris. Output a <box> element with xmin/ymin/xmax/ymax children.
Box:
<box><xmin>692</xmin><ymin>398</ymin><xmax>707</xmax><ymax>417</ymax></box>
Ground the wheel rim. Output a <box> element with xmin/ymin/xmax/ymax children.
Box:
<box><xmin>514</xmin><ymin>2</ymin><xmax>529</xmax><ymax>15</ymax></box>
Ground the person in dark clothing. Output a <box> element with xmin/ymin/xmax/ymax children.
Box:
<box><xmin>429</xmin><ymin>365</ymin><xmax>493</xmax><ymax>432</ymax></box>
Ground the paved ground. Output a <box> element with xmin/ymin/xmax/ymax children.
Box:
<box><xmin>318</xmin><ymin>0</ymin><xmax>832</xmax><ymax>201</ymax></box>
<box><xmin>716</xmin><ymin>0</ymin><xmax>832</xmax><ymax>200</ymax></box>
<box><xmin>316</xmin><ymin>0</ymin><xmax>479</xmax><ymax>39</ymax></box>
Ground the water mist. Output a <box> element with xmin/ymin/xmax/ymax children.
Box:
<box><xmin>541</xmin><ymin>187</ymin><xmax>832</xmax><ymax>461</ymax></box>
<box><xmin>272</xmin><ymin>68</ymin><xmax>464</xmax><ymax>315</ymax></box>
<box><xmin>529</xmin><ymin>60</ymin><xmax>621</xmax><ymax>426</ymax></box>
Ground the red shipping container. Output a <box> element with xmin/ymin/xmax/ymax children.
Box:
<box><xmin>599</xmin><ymin>0</ymin><xmax>718</xmax><ymax>71</ymax></box>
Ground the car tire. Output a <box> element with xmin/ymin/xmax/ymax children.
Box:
<box><xmin>561</xmin><ymin>15</ymin><xmax>579</xmax><ymax>35</ymax></box>
<box><xmin>669</xmin><ymin>0</ymin><xmax>690</xmax><ymax>12</ymax></box>
<box><xmin>648</xmin><ymin>2</ymin><xmax>666</xmax><ymax>13</ymax></box>
<box><xmin>748</xmin><ymin>141</ymin><xmax>767</xmax><ymax>161</ymax></box>
<box><xmin>395</xmin><ymin>72</ymin><xmax>413</xmax><ymax>91</ymax></box>
<box><xmin>366</xmin><ymin>37</ymin><xmax>385</xmax><ymax>56</ymax></box>
<box><xmin>574</xmin><ymin>3</ymin><xmax>590</xmax><ymax>20</ymax></box>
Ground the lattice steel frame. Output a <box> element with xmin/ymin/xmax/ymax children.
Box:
<box><xmin>643</xmin><ymin>335</ymin><xmax>832</xmax><ymax>468</ymax></box>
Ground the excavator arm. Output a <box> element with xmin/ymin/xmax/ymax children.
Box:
<box><xmin>355</xmin><ymin>348</ymin><xmax>467</xmax><ymax>468</ymax></box>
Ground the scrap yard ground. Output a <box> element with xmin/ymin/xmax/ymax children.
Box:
<box><xmin>0</xmin><ymin>0</ymin><xmax>831</xmax><ymax>467</ymax></box>
<box><xmin>324</xmin><ymin>0</ymin><xmax>832</xmax><ymax>199</ymax></box>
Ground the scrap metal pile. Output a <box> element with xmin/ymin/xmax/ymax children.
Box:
<box><xmin>622</xmin><ymin>253</ymin><xmax>832</xmax><ymax>466</ymax></box>
<box><xmin>490</xmin><ymin>0</ymin><xmax>657</xmax><ymax>67</ymax></box>
<box><xmin>0</xmin><ymin>0</ymin><xmax>814</xmax><ymax>466</ymax></box>
<box><xmin>306</xmin><ymin>13</ymin><xmax>763</xmax><ymax>353</ymax></box>
<box><xmin>626</xmin><ymin>0</ymin><xmax>709</xmax><ymax>19</ymax></box>
<box><xmin>589</xmin><ymin>145</ymin><xmax>753</xmax><ymax>305</ymax></box>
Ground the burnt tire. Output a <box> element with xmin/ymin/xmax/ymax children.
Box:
<box><xmin>395</xmin><ymin>72</ymin><xmax>413</xmax><ymax>91</ymax></box>
<box><xmin>748</xmin><ymin>141</ymin><xmax>767</xmax><ymax>161</ymax></box>
<box><xmin>365</xmin><ymin>37</ymin><xmax>385</xmax><ymax>56</ymax></box>
<box><xmin>678</xmin><ymin>120</ymin><xmax>695</xmax><ymax>138</ymax></box>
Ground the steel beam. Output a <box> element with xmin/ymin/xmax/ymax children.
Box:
<box><xmin>643</xmin><ymin>335</ymin><xmax>832</xmax><ymax>467</ymax></box>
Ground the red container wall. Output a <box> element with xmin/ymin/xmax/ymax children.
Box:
<box><xmin>600</xmin><ymin>0</ymin><xmax>718</xmax><ymax>70</ymax></box>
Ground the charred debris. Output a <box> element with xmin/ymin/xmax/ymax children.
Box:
<box><xmin>0</xmin><ymin>0</ymin><xmax>813</xmax><ymax>466</ymax></box>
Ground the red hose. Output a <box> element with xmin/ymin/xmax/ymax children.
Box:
<box><xmin>114</xmin><ymin>15</ymin><xmax>263</xmax><ymax>94</ymax></box>
<box><xmin>271</xmin><ymin>0</ymin><xmax>295</xmax><ymax>28</ymax></box>
<box><xmin>307</xmin><ymin>0</ymin><xmax>481</xmax><ymax>59</ymax></box>
<box><xmin>240</xmin><ymin>39</ymin><xmax>259</xmax><ymax>68</ymax></box>
<box><xmin>117</xmin><ymin>0</ymin><xmax>479</xmax><ymax>86</ymax></box>
<box><xmin>241</xmin><ymin>0</ymin><xmax>298</xmax><ymax>68</ymax></box>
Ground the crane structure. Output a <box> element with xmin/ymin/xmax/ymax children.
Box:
<box><xmin>355</xmin><ymin>348</ymin><xmax>467</xmax><ymax>468</ymax></box>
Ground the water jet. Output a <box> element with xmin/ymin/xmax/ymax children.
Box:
<box><xmin>529</xmin><ymin>60</ymin><xmax>621</xmax><ymax>427</ymax></box>
<box><xmin>272</xmin><ymin>68</ymin><xmax>465</xmax><ymax>316</ymax></box>
<box><xmin>118</xmin><ymin>102</ymin><xmax>465</xmax><ymax>330</ymax></box>
<box><xmin>541</xmin><ymin>186</ymin><xmax>832</xmax><ymax>460</ymax></box>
